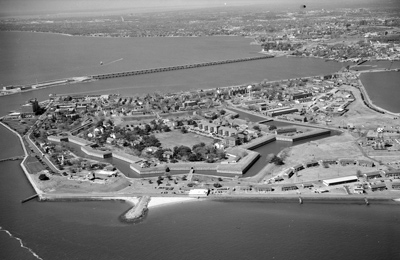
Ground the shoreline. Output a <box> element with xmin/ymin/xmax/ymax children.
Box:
<box><xmin>0</xmin><ymin>122</ymin><xmax>43</xmax><ymax>197</ymax></box>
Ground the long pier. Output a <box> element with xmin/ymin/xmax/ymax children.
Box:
<box><xmin>90</xmin><ymin>55</ymin><xmax>273</xmax><ymax>80</ymax></box>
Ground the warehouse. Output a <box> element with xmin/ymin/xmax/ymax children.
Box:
<box><xmin>323</xmin><ymin>176</ymin><xmax>358</xmax><ymax>186</ymax></box>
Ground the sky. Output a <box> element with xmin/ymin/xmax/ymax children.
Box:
<box><xmin>0</xmin><ymin>0</ymin><xmax>393</xmax><ymax>17</ymax></box>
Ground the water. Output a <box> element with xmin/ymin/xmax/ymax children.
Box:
<box><xmin>1</xmin><ymin>162</ymin><xmax>399</xmax><ymax>260</ymax></box>
<box><xmin>360</xmin><ymin>71</ymin><xmax>400</xmax><ymax>113</ymax></box>
<box><xmin>1</xmin><ymin>31</ymin><xmax>400</xmax><ymax>260</ymax></box>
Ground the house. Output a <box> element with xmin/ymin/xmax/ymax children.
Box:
<box><xmin>353</xmin><ymin>184</ymin><xmax>364</xmax><ymax>194</ymax></box>
<box><xmin>256</xmin><ymin>186</ymin><xmax>274</xmax><ymax>193</ymax></box>
<box><xmin>306</xmin><ymin>161</ymin><xmax>319</xmax><ymax>168</ymax></box>
<box><xmin>198</xmin><ymin>120</ymin><xmax>219</xmax><ymax>134</ymax></box>
<box><xmin>218</xmin><ymin>126</ymin><xmax>238</xmax><ymax>137</ymax></box>
<box><xmin>358</xmin><ymin>160</ymin><xmax>375</xmax><ymax>167</ymax></box>
<box><xmin>321</xmin><ymin>159</ymin><xmax>337</xmax><ymax>165</ymax></box>
<box><xmin>363</xmin><ymin>171</ymin><xmax>383</xmax><ymax>180</ymax></box>
<box><xmin>366</xmin><ymin>130</ymin><xmax>379</xmax><ymax>141</ymax></box>
<box><xmin>292</xmin><ymin>164</ymin><xmax>305</xmax><ymax>172</ymax></box>
<box><xmin>302</xmin><ymin>183</ymin><xmax>314</xmax><ymax>189</ymax></box>
<box><xmin>384</xmin><ymin>170</ymin><xmax>400</xmax><ymax>178</ymax></box>
<box><xmin>224</xmin><ymin>136</ymin><xmax>239</xmax><ymax>147</ymax></box>
<box><xmin>369</xmin><ymin>183</ymin><xmax>387</xmax><ymax>191</ymax></box>
<box><xmin>282</xmin><ymin>185</ymin><xmax>299</xmax><ymax>191</ymax></box>
<box><xmin>339</xmin><ymin>159</ymin><xmax>357</xmax><ymax>166</ymax></box>
<box><xmin>391</xmin><ymin>183</ymin><xmax>400</xmax><ymax>190</ymax></box>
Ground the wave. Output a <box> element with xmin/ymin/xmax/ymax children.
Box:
<box><xmin>0</xmin><ymin>226</ymin><xmax>43</xmax><ymax>260</ymax></box>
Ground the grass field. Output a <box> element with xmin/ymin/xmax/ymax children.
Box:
<box><xmin>155</xmin><ymin>130</ymin><xmax>214</xmax><ymax>149</ymax></box>
<box><xmin>25</xmin><ymin>155</ymin><xmax>47</xmax><ymax>174</ymax></box>
<box><xmin>2</xmin><ymin>119</ymin><xmax>35</xmax><ymax>135</ymax></box>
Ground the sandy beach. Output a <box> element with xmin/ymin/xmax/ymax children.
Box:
<box><xmin>147</xmin><ymin>197</ymin><xmax>201</xmax><ymax>209</ymax></box>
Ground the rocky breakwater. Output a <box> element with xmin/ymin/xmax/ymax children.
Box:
<box><xmin>121</xmin><ymin>195</ymin><xmax>151</xmax><ymax>223</ymax></box>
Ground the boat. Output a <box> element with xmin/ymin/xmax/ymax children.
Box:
<box><xmin>100</xmin><ymin>61</ymin><xmax>103</xmax><ymax>65</ymax></box>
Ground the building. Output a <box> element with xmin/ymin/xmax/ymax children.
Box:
<box><xmin>339</xmin><ymin>159</ymin><xmax>357</xmax><ymax>166</ymax></box>
<box><xmin>323</xmin><ymin>176</ymin><xmax>358</xmax><ymax>186</ymax></box>
<box><xmin>384</xmin><ymin>170</ymin><xmax>400</xmax><ymax>178</ymax></box>
<box><xmin>218</xmin><ymin>126</ymin><xmax>238</xmax><ymax>137</ymax></box>
<box><xmin>363</xmin><ymin>171</ymin><xmax>383</xmax><ymax>180</ymax></box>
<box><xmin>198</xmin><ymin>120</ymin><xmax>219</xmax><ymax>134</ymax></box>
<box><xmin>291</xmin><ymin>92</ymin><xmax>312</xmax><ymax>100</ymax></box>
<box><xmin>391</xmin><ymin>183</ymin><xmax>400</xmax><ymax>190</ymax></box>
<box><xmin>353</xmin><ymin>184</ymin><xmax>364</xmax><ymax>194</ymax></box>
<box><xmin>267</xmin><ymin>107</ymin><xmax>299</xmax><ymax>117</ymax></box>
<box><xmin>306</xmin><ymin>161</ymin><xmax>319</xmax><ymax>168</ymax></box>
<box><xmin>188</xmin><ymin>189</ymin><xmax>209</xmax><ymax>197</ymax></box>
<box><xmin>275</xmin><ymin>127</ymin><xmax>297</xmax><ymax>135</ymax></box>
<box><xmin>281</xmin><ymin>185</ymin><xmax>298</xmax><ymax>191</ymax></box>
<box><xmin>358</xmin><ymin>160</ymin><xmax>375</xmax><ymax>167</ymax></box>
<box><xmin>47</xmin><ymin>135</ymin><xmax>69</xmax><ymax>143</ymax></box>
<box><xmin>366</xmin><ymin>130</ymin><xmax>379</xmax><ymax>141</ymax></box>
<box><xmin>369</xmin><ymin>183</ymin><xmax>387</xmax><ymax>191</ymax></box>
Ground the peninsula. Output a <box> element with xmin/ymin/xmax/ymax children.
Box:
<box><xmin>2</xmin><ymin>64</ymin><xmax>400</xmax><ymax>222</ymax></box>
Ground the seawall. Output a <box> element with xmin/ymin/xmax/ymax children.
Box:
<box><xmin>0</xmin><ymin>122</ymin><xmax>43</xmax><ymax>197</ymax></box>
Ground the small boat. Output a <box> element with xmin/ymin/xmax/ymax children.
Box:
<box><xmin>299</xmin><ymin>197</ymin><xmax>303</xmax><ymax>204</ymax></box>
<box><xmin>100</xmin><ymin>61</ymin><xmax>103</xmax><ymax>65</ymax></box>
<box><xmin>364</xmin><ymin>197</ymin><xmax>369</xmax><ymax>205</ymax></box>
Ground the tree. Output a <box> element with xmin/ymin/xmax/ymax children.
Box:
<box><xmin>213</xmin><ymin>183</ymin><xmax>222</xmax><ymax>188</ymax></box>
<box><xmin>271</xmin><ymin>155</ymin><xmax>284</xmax><ymax>165</ymax></box>
<box><xmin>39</xmin><ymin>174</ymin><xmax>49</xmax><ymax>181</ymax></box>
<box><xmin>269</xmin><ymin>125</ymin><xmax>277</xmax><ymax>131</ymax></box>
<box><xmin>265</xmin><ymin>153</ymin><xmax>276</xmax><ymax>163</ymax></box>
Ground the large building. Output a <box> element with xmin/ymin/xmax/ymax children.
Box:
<box><xmin>266</xmin><ymin>107</ymin><xmax>299</xmax><ymax>117</ymax></box>
<box><xmin>323</xmin><ymin>176</ymin><xmax>358</xmax><ymax>186</ymax></box>
<box><xmin>291</xmin><ymin>92</ymin><xmax>312</xmax><ymax>100</ymax></box>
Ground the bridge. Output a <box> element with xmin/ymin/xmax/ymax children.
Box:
<box><xmin>90</xmin><ymin>55</ymin><xmax>273</xmax><ymax>80</ymax></box>
<box><xmin>0</xmin><ymin>156</ymin><xmax>25</xmax><ymax>163</ymax></box>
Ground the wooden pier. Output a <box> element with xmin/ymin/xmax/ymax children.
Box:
<box><xmin>21</xmin><ymin>194</ymin><xmax>39</xmax><ymax>203</ymax></box>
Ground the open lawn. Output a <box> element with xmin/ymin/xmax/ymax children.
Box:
<box><xmin>155</xmin><ymin>130</ymin><xmax>214</xmax><ymax>149</ymax></box>
<box><xmin>25</xmin><ymin>155</ymin><xmax>47</xmax><ymax>174</ymax></box>
<box><xmin>2</xmin><ymin>119</ymin><xmax>35</xmax><ymax>135</ymax></box>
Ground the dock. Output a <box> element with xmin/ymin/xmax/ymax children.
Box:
<box><xmin>21</xmin><ymin>194</ymin><xmax>39</xmax><ymax>203</ymax></box>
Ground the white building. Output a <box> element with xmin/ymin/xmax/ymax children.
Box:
<box><xmin>188</xmin><ymin>189</ymin><xmax>209</xmax><ymax>197</ymax></box>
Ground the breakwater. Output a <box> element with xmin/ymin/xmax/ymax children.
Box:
<box><xmin>90</xmin><ymin>55</ymin><xmax>273</xmax><ymax>80</ymax></box>
<box><xmin>0</xmin><ymin>156</ymin><xmax>25</xmax><ymax>162</ymax></box>
<box><xmin>121</xmin><ymin>196</ymin><xmax>151</xmax><ymax>222</ymax></box>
